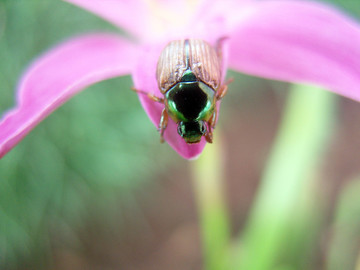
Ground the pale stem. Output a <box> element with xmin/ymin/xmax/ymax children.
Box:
<box><xmin>190</xmin><ymin>133</ymin><xmax>231</xmax><ymax>270</ymax></box>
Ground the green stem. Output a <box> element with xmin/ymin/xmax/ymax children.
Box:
<box><xmin>327</xmin><ymin>178</ymin><xmax>360</xmax><ymax>270</ymax></box>
<box><xmin>236</xmin><ymin>84</ymin><xmax>336</xmax><ymax>270</ymax></box>
<box><xmin>191</xmin><ymin>133</ymin><xmax>231</xmax><ymax>270</ymax></box>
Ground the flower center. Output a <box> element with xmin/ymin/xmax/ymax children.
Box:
<box><xmin>142</xmin><ymin>0</ymin><xmax>201</xmax><ymax>38</ymax></box>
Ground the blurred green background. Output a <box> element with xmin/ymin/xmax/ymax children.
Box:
<box><xmin>0</xmin><ymin>1</ymin><xmax>360</xmax><ymax>269</ymax></box>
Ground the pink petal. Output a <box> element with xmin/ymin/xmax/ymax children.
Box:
<box><xmin>228</xmin><ymin>1</ymin><xmax>360</xmax><ymax>101</ymax></box>
<box><xmin>132</xmin><ymin>43</ymin><xmax>207</xmax><ymax>159</ymax></box>
<box><xmin>0</xmin><ymin>34</ymin><xmax>138</xmax><ymax>158</ymax></box>
<box><xmin>63</xmin><ymin>0</ymin><xmax>150</xmax><ymax>39</ymax></box>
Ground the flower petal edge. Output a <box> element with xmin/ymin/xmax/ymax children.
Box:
<box><xmin>0</xmin><ymin>34</ymin><xmax>138</xmax><ymax>158</ymax></box>
<box><xmin>63</xmin><ymin>0</ymin><xmax>151</xmax><ymax>39</ymax></box>
<box><xmin>228</xmin><ymin>0</ymin><xmax>360</xmax><ymax>101</ymax></box>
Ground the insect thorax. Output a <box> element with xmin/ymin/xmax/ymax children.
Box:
<box><xmin>165</xmin><ymin>70</ymin><xmax>215</xmax><ymax>123</ymax></box>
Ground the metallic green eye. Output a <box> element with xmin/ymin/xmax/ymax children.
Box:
<box><xmin>177</xmin><ymin>121</ymin><xmax>206</xmax><ymax>144</ymax></box>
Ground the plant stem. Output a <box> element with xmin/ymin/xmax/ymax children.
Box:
<box><xmin>191</xmin><ymin>134</ymin><xmax>231</xmax><ymax>270</ymax></box>
<box><xmin>327</xmin><ymin>178</ymin><xmax>360</xmax><ymax>270</ymax></box>
<box><xmin>236</xmin><ymin>84</ymin><xmax>336</xmax><ymax>270</ymax></box>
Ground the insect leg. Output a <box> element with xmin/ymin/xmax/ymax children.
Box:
<box><xmin>131</xmin><ymin>87</ymin><xmax>164</xmax><ymax>103</ymax></box>
<box><xmin>209</xmin><ymin>108</ymin><xmax>217</xmax><ymax>130</ymax></box>
<box><xmin>205</xmin><ymin>108</ymin><xmax>217</xmax><ymax>143</ymax></box>
<box><xmin>216</xmin><ymin>84</ymin><xmax>228</xmax><ymax>101</ymax></box>
<box><xmin>205</xmin><ymin>129</ymin><xmax>213</xmax><ymax>143</ymax></box>
<box><xmin>205</xmin><ymin>125</ymin><xmax>213</xmax><ymax>143</ymax></box>
<box><xmin>216</xmin><ymin>78</ymin><xmax>233</xmax><ymax>101</ymax></box>
<box><xmin>158</xmin><ymin>108</ymin><xmax>168</xmax><ymax>143</ymax></box>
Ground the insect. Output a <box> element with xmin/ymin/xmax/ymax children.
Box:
<box><xmin>134</xmin><ymin>39</ymin><xmax>230</xmax><ymax>144</ymax></box>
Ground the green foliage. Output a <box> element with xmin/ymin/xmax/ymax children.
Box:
<box><xmin>1</xmin><ymin>1</ymin><xmax>360</xmax><ymax>269</ymax></box>
<box><xmin>0</xmin><ymin>1</ymin><xmax>176</xmax><ymax>268</ymax></box>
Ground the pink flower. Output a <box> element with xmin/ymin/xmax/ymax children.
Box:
<box><xmin>1</xmin><ymin>0</ymin><xmax>360</xmax><ymax>159</ymax></box>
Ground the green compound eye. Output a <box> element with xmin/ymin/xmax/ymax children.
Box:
<box><xmin>177</xmin><ymin>121</ymin><xmax>207</xmax><ymax>144</ymax></box>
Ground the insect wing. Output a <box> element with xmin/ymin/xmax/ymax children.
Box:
<box><xmin>156</xmin><ymin>39</ymin><xmax>222</xmax><ymax>93</ymax></box>
<box><xmin>156</xmin><ymin>40</ymin><xmax>188</xmax><ymax>93</ymax></box>
<box><xmin>188</xmin><ymin>39</ymin><xmax>221</xmax><ymax>91</ymax></box>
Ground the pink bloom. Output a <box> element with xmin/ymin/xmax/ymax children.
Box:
<box><xmin>1</xmin><ymin>0</ymin><xmax>360</xmax><ymax>159</ymax></box>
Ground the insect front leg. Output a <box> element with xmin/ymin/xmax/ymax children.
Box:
<box><xmin>216</xmin><ymin>84</ymin><xmax>228</xmax><ymax>101</ymax></box>
<box><xmin>216</xmin><ymin>78</ymin><xmax>233</xmax><ymax>101</ymax></box>
<box><xmin>205</xmin><ymin>109</ymin><xmax>217</xmax><ymax>143</ymax></box>
<box><xmin>205</xmin><ymin>129</ymin><xmax>213</xmax><ymax>144</ymax></box>
<box><xmin>158</xmin><ymin>108</ymin><xmax>168</xmax><ymax>143</ymax></box>
<box><xmin>131</xmin><ymin>87</ymin><xmax>164</xmax><ymax>103</ymax></box>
